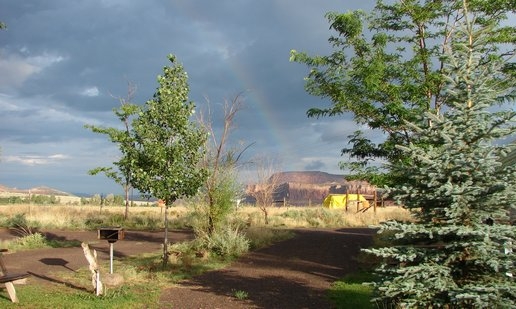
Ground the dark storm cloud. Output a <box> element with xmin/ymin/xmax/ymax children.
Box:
<box><xmin>0</xmin><ymin>0</ymin><xmax>375</xmax><ymax>193</ymax></box>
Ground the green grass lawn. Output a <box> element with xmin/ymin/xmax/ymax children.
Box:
<box><xmin>328</xmin><ymin>271</ymin><xmax>376</xmax><ymax>309</ymax></box>
<box><xmin>7</xmin><ymin>284</ymin><xmax>161</xmax><ymax>309</ymax></box>
<box><xmin>0</xmin><ymin>250</ymin><xmax>229</xmax><ymax>309</ymax></box>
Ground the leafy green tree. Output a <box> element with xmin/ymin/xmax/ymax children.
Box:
<box><xmin>290</xmin><ymin>0</ymin><xmax>515</xmax><ymax>185</ymax></box>
<box><xmin>132</xmin><ymin>54</ymin><xmax>208</xmax><ymax>267</ymax></box>
<box><xmin>85</xmin><ymin>83</ymin><xmax>140</xmax><ymax>219</ymax></box>
<box><xmin>365</xmin><ymin>10</ymin><xmax>516</xmax><ymax>308</ymax></box>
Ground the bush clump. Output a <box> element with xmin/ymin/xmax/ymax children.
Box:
<box><xmin>5</xmin><ymin>213</ymin><xmax>40</xmax><ymax>236</ymax></box>
<box><xmin>196</xmin><ymin>225</ymin><xmax>249</xmax><ymax>258</ymax></box>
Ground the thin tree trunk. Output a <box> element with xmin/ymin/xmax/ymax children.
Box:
<box><xmin>163</xmin><ymin>205</ymin><xmax>169</xmax><ymax>268</ymax></box>
<box><xmin>124</xmin><ymin>184</ymin><xmax>129</xmax><ymax>220</ymax></box>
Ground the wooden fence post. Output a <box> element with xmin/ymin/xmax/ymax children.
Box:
<box><xmin>345</xmin><ymin>192</ymin><xmax>349</xmax><ymax>212</ymax></box>
<box><xmin>373</xmin><ymin>190</ymin><xmax>377</xmax><ymax>214</ymax></box>
<box><xmin>356</xmin><ymin>189</ymin><xmax>360</xmax><ymax>212</ymax></box>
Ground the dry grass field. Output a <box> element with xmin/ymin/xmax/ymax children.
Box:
<box><xmin>0</xmin><ymin>202</ymin><xmax>410</xmax><ymax>230</ymax></box>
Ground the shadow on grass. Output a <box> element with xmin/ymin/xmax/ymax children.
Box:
<box><xmin>27</xmin><ymin>271</ymin><xmax>89</xmax><ymax>292</ymax></box>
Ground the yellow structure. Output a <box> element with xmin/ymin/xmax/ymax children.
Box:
<box><xmin>322</xmin><ymin>194</ymin><xmax>369</xmax><ymax>210</ymax></box>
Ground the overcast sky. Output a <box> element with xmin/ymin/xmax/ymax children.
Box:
<box><xmin>0</xmin><ymin>0</ymin><xmax>376</xmax><ymax>195</ymax></box>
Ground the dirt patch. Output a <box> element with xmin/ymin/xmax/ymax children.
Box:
<box><xmin>159</xmin><ymin>228</ymin><xmax>375</xmax><ymax>309</ymax></box>
<box><xmin>0</xmin><ymin>228</ymin><xmax>193</xmax><ymax>285</ymax></box>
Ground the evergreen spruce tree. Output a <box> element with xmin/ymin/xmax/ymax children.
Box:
<box><xmin>365</xmin><ymin>8</ymin><xmax>516</xmax><ymax>309</ymax></box>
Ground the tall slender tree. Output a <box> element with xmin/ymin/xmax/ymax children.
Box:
<box><xmin>85</xmin><ymin>83</ymin><xmax>139</xmax><ymax>219</ymax></box>
<box><xmin>290</xmin><ymin>0</ymin><xmax>515</xmax><ymax>185</ymax></box>
<box><xmin>365</xmin><ymin>6</ymin><xmax>516</xmax><ymax>307</ymax></box>
<box><xmin>132</xmin><ymin>54</ymin><xmax>207</xmax><ymax>267</ymax></box>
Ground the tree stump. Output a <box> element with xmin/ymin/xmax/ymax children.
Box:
<box><xmin>81</xmin><ymin>242</ymin><xmax>103</xmax><ymax>296</ymax></box>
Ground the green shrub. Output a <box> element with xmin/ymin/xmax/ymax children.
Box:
<box><xmin>234</xmin><ymin>290</ymin><xmax>248</xmax><ymax>300</ymax></box>
<box><xmin>197</xmin><ymin>225</ymin><xmax>249</xmax><ymax>258</ymax></box>
<box><xmin>84</xmin><ymin>212</ymin><xmax>162</xmax><ymax>230</ymax></box>
<box><xmin>5</xmin><ymin>213</ymin><xmax>40</xmax><ymax>236</ymax></box>
<box><xmin>280</xmin><ymin>209</ymin><xmax>304</xmax><ymax>220</ymax></box>
<box><xmin>84</xmin><ymin>215</ymin><xmax>105</xmax><ymax>229</ymax></box>
<box><xmin>0</xmin><ymin>196</ymin><xmax>24</xmax><ymax>204</ymax></box>
<box><xmin>5</xmin><ymin>213</ymin><xmax>29</xmax><ymax>228</ymax></box>
<box><xmin>106</xmin><ymin>213</ymin><xmax>125</xmax><ymax>226</ymax></box>
<box><xmin>128</xmin><ymin>215</ymin><xmax>160</xmax><ymax>230</ymax></box>
<box><xmin>8</xmin><ymin>232</ymin><xmax>48</xmax><ymax>250</ymax></box>
<box><xmin>2</xmin><ymin>231</ymin><xmax>80</xmax><ymax>251</ymax></box>
<box><xmin>304</xmin><ymin>208</ymin><xmax>345</xmax><ymax>227</ymax></box>
<box><xmin>33</xmin><ymin>194</ymin><xmax>60</xmax><ymax>204</ymax></box>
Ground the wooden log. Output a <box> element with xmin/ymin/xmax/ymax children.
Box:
<box><xmin>81</xmin><ymin>242</ymin><xmax>103</xmax><ymax>296</ymax></box>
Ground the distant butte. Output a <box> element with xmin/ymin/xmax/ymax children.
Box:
<box><xmin>245</xmin><ymin>171</ymin><xmax>377</xmax><ymax>206</ymax></box>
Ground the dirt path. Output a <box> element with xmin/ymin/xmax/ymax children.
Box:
<box><xmin>0</xmin><ymin>229</ymin><xmax>193</xmax><ymax>285</ymax></box>
<box><xmin>159</xmin><ymin>228</ymin><xmax>375</xmax><ymax>309</ymax></box>
<box><xmin>0</xmin><ymin>228</ymin><xmax>375</xmax><ymax>308</ymax></box>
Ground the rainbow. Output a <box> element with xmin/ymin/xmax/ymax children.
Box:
<box><xmin>172</xmin><ymin>1</ymin><xmax>295</xmax><ymax>164</ymax></box>
<box><xmin>228</xmin><ymin>60</ymin><xmax>291</xmax><ymax>160</ymax></box>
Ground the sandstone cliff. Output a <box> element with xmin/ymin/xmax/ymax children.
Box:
<box><xmin>245</xmin><ymin>171</ymin><xmax>377</xmax><ymax>206</ymax></box>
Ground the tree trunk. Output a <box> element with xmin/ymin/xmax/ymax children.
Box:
<box><xmin>124</xmin><ymin>185</ymin><xmax>129</xmax><ymax>220</ymax></box>
<box><xmin>207</xmin><ymin>191</ymin><xmax>215</xmax><ymax>236</ymax></box>
<box><xmin>162</xmin><ymin>204</ymin><xmax>169</xmax><ymax>268</ymax></box>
